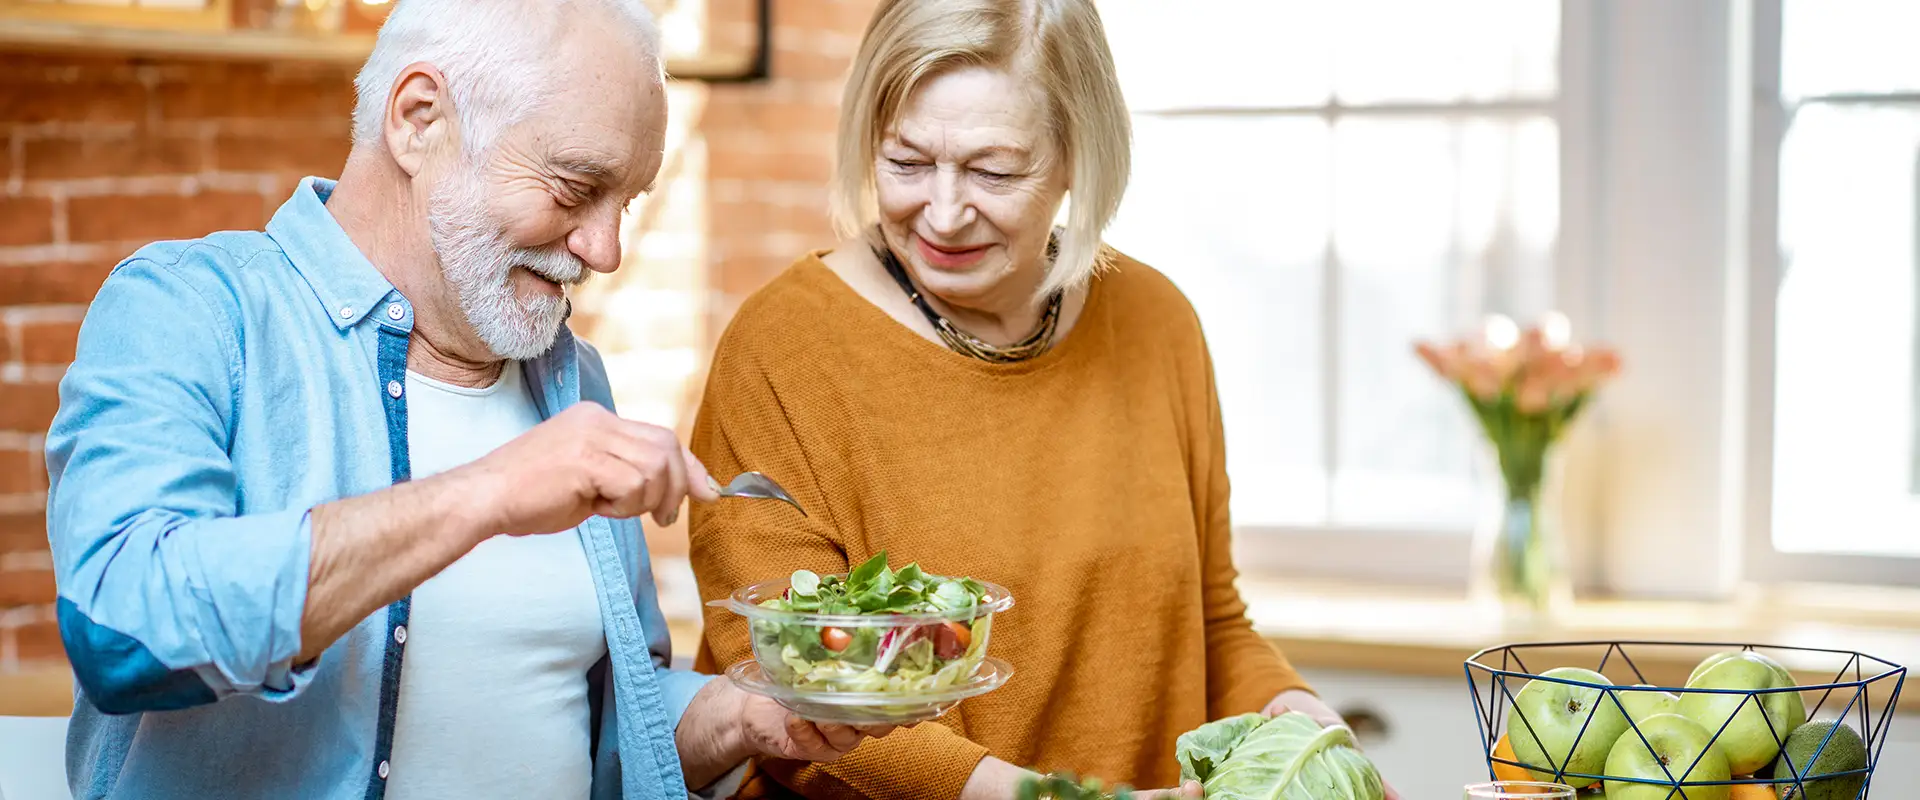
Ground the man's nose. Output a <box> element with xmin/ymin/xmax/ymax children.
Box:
<box><xmin>570</xmin><ymin>201</ymin><xmax>623</xmax><ymax>273</ymax></box>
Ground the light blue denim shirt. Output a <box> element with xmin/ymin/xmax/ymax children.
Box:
<box><xmin>45</xmin><ymin>177</ymin><xmax>712</xmax><ymax>800</ymax></box>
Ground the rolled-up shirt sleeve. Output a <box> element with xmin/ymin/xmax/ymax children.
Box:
<box><xmin>653</xmin><ymin>665</ymin><xmax>714</xmax><ymax>730</ymax></box>
<box><xmin>45</xmin><ymin>257</ymin><xmax>315</xmax><ymax>715</ymax></box>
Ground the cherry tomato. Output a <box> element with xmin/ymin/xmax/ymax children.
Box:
<box><xmin>932</xmin><ymin>621</ymin><xmax>971</xmax><ymax>659</ymax></box>
<box><xmin>820</xmin><ymin>627</ymin><xmax>853</xmax><ymax>652</ymax></box>
<box><xmin>949</xmin><ymin>622</ymin><xmax>973</xmax><ymax>649</ymax></box>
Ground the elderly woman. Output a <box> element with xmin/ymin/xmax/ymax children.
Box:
<box><xmin>690</xmin><ymin>1</ymin><xmax>1385</xmax><ymax>798</ymax></box>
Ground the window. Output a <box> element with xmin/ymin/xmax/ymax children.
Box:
<box><xmin>1762</xmin><ymin>0</ymin><xmax>1920</xmax><ymax>568</ymax></box>
<box><xmin>1097</xmin><ymin>1</ymin><xmax>1561</xmax><ymax>552</ymax></box>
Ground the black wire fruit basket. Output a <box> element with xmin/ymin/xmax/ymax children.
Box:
<box><xmin>1465</xmin><ymin>642</ymin><xmax>1906</xmax><ymax>797</ymax></box>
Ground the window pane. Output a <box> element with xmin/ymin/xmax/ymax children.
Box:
<box><xmin>1105</xmin><ymin>116</ymin><xmax>1331</xmax><ymax>526</ymax></box>
<box><xmin>1101</xmin><ymin>0</ymin><xmax>1556</xmax><ymax>111</ymax></box>
<box><xmin>1099</xmin><ymin>2</ymin><xmax>1561</xmax><ymax>540</ymax></box>
<box><xmin>1772</xmin><ymin>105</ymin><xmax>1920</xmax><ymax>556</ymax></box>
<box><xmin>1332</xmin><ymin>0</ymin><xmax>1558</xmax><ymax>104</ymax></box>
<box><xmin>1782</xmin><ymin>0</ymin><xmax>1920</xmax><ymax>99</ymax></box>
<box><xmin>1103</xmin><ymin>0</ymin><xmax>1333</xmax><ymax>110</ymax></box>
<box><xmin>1331</xmin><ymin>116</ymin><xmax>1559</xmax><ymax>529</ymax></box>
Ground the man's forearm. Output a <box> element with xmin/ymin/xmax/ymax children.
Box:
<box><xmin>676</xmin><ymin>678</ymin><xmax>754</xmax><ymax>790</ymax></box>
<box><xmin>296</xmin><ymin>471</ymin><xmax>487</xmax><ymax>663</ymax></box>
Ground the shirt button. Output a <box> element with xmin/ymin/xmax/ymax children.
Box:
<box><xmin>337</xmin><ymin>305</ymin><xmax>353</xmax><ymax>320</ymax></box>
<box><xmin>386</xmin><ymin>380</ymin><xmax>403</xmax><ymax>398</ymax></box>
<box><xmin>393</xmin><ymin>625</ymin><xmax>407</xmax><ymax>645</ymax></box>
<box><xmin>386</xmin><ymin>303</ymin><xmax>405</xmax><ymax>321</ymax></box>
<box><xmin>377</xmin><ymin>760</ymin><xmax>390</xmax><ymax>779</ymax></box>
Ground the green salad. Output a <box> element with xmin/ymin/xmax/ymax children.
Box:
<box><xmin>752</xmin><ymin>551</ymin><xmax>995</xmax><ymax>694</ymax></box>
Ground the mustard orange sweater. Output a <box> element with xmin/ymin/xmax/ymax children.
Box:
<box><xmin>689</xmin><ymin>251</ymin><xmax>1309</xmax><ymax>799</ymax></box>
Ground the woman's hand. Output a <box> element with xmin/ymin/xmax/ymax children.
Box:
<box><xmin>1129</xmin><ymin>780</ymin><xmax>1204</xmax><ymax>798</ymax></box>
<box><xmin>1261</xmin><ymin>690</ymin><xmax>1403</xmax><ymax>800</ymax></box>
<box><xmin>1260</xmin><ymin>688</ymin><xmax>1344</xmax><ymax>727</ymax></box>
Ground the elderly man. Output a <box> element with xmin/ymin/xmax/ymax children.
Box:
<box><xmin>43</xmin><ymin>1</ymin><xmax>875</xmax><ymax>798</ymax></box>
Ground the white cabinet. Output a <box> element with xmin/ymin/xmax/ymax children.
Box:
<box><xmin>1873</xmin><ymin>710</ymin><xmax>1920</xmax><ymax>794</ymax></box>
<box><xmin>0</xmin><ymin>715</ymin><xmax>69</xmax><ymax>800</ymax></box>
<box><xmin>1298</xmin><ymin>668</ymin><xmax>1488</xmax><ymax>798</ymax></box>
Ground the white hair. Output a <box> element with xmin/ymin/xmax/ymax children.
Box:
<box><xmin>352</xmin><ymin>0</ymin><xmax>665</xmax><ymax>156</ymax></box>
<box><xmin>832</xmin><ymin>0</ymin><xmax>1132</xmax><ymax>298</ymax></box>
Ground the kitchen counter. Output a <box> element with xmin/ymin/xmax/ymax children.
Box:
<box><xmin>670</xmin><ymin>572</ymin><xmax>1920</xmax><ymax>711</ymax></box>
<box><xmin>1237</xmin><ymin>578</ymin><xmax>1918</xmax><ymax>707</ymax></box>
<box><xmin>6</xmin><ymin>575</ymin><xmax>1916</xmax><ymax>716</ymax></box>
<box><xmin>5</xmin><ymin>576</ymin><xmax>1912</xmax><ymax>800</ymax></box>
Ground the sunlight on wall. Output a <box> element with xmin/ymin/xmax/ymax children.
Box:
<box><xmin>573</xmin><ymin>82</ymin><xmax>711</xmax><ymax>436</ymax></box>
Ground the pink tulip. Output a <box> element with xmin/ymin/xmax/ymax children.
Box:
<box><xmin>1515</xmin><ymin>328</ymin><xmax>1548</xmax><ymax>365</ymax></box>
<box><xmin>1414</xmin><ymin>342</ymin><xmax>1450</xmax><ymax>380</ymax></box>
<box><xmin>1574</xmin><ymin>349</ymin><xmax>1623</xmax><ymax>390</ymax></box>
<box><xmin>1544</xmin><ymin>352</ymin><xmax>1582</xmax><ymax>397</ymax></box>
<box><xmin>1416</xmin><ymin>319</ymin><xmax>1622</xmax><ymax>405</ymax></box>
<box><xmin>1465</xmin><ymin>360</ymin><xmax>1503</xmax><ymax>400</ymax></box>
<box><xmin>1520</xmin><ymin>343</ymin><xmax>1560</xmax><ymax>385</ymax></box>
<box><xmin>1446</xmin><ymin>342</ymin><xmax>1471</xmax><ymax>369</ymax></box>
<box><xmin>1515</xmin><ymin>376</ymin><xmax>1552</xmax><ymax>414</ymax></box>
<box><xmin>1417</xmin><ymin>341</ymin><xmax>1479</xmax><ymax>383</ymax></box>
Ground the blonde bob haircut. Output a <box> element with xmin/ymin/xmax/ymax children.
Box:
<box><xmin>829</xmin><ymin>0</ymin><xmax>1131</xmax><ymax>297</ymax></box>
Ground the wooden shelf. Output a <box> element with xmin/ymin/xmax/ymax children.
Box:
<box><xmin>0</xmin><ymin>18</ymin><xmax>375</xmax><ymax>63</ymax></box>
<box><xmin>0</xmin><ymin>667</ymin><xmax>71</xmax><ymax>717</ymax></box>
<box><xmin>0</xmin><ymin>16</ymin><xmax>762</xmax><ymax>77</ymax></box>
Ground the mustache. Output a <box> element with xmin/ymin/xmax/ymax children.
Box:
<box><xmin>511</xmin><ymin>245</ymin><xmax>588</xmax><ymax>286</ymax></box>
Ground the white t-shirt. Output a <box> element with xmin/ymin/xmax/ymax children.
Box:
<box><xmin>386</xmin><ymin>365</ymin><xmax>606</xmax><ymax>800</ymax></box>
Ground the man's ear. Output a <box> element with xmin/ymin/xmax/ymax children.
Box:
<box><xmin>383</xmin><ymin>62</ymin><xmax>458</xmax><ymax>178</ymax></box>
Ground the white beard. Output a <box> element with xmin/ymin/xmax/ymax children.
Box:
<box><xmin>427</xmin><ymin>166</ymin><xmax>588</xmax><ymax>360</ymax></box>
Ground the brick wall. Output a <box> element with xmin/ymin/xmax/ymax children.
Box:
<box><xmin>0</xmin><ymin>57</ymin><xmax>355</xmax><ymax>672</ymax></box>
<box><xmin>0</xmin><ymin>0</ymin><xmax>875</xmax><ymax>674</ymax></box>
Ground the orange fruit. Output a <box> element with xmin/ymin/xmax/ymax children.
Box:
<box><xmin>1490</xmin><ymin>733</ymin><xmax>1599</xmax><ymax>791</ymax></box>
<box><xmin>1490</xmin><ymin>734</ymin><xmax>1542</xmax><ymax>787</ymax></box>
<box><xmin>1729</xmin><ymin>782</ymin><xmax>1778</xmax><ymax>799</ymax></box>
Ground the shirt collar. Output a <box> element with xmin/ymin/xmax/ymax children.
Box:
<box><xmin>266</xmin><ymin>177</ymin><xmax>403</xmax><ymax>330</ymax></box>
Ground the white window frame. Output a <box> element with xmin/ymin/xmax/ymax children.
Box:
<box><xmin>1739</xmin><ymin>0</ymin><xmax>1920</xmax><ymax>587</ymax></box>
<box><xmin>1240</xmin><ymin>0</ymin><xmax>1872</xmax><ymax>598</ymax></box>
<box><xmin>1166</xmin><ymin>0</ymin><xmax>1919</xmax><ymax>596</ymax></box>
<box><xmin>1228</xmin><ymin>0</ymin><xmax>1595</xmax><ymax>589</ymax></box>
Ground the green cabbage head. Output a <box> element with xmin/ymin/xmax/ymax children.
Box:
<box><xmin>1175</xmin><ymin>712</ymin><xmax>1384</xmax><ymax>800</ymax></box>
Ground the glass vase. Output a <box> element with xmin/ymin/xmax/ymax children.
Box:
<box><xmin>1468</xmin><ymin>441</ymin><xmax>1572</xmax><ymax>629</ymax></box>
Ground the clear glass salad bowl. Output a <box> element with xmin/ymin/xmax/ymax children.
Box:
<box><xmin>725</xmin><ymin>656</ymin><xmax>1013</xmax><ymax>725</ymax></box>
<box><xmin>708</xmin><ymin>564</ymin><xmax>1015</xmax><ymax>724</ymax></box>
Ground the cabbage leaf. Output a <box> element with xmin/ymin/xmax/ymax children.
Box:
<box><xmin>1175</xmin><ymin>712</ymin><xmax>1384</xmax><ymax>800</ymax></box>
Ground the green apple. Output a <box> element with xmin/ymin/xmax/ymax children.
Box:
<box><xmin>1508</xmin><ymin>667</ymin><xmax>1630</xmax><ymax>783</ymax></box>
<box><xmin>1687</xmin><ymin>651</ymin><xmax>1741</xmax><ymax>685</ymax></box>
<box><xmin>1772</xmin><ymin>719</ymin><xmax>1868</xmax><ymax>800</ymax></box>
<box><xmin>1617</xmin><ymin>684</ymin><xmax>1681</xmax><ymax>724</ymax></box>
<box><xmin>1686</xmin><ymin>650</ymin><xmax>1792</xmax><ymax>686</ymax></box>
<box><xmin>1679</xmin><ymin>651</ymin><xmax>1808</xmax><ymax>774</ymax></box>
<box><xmin>1604</xmin><ymin>713</ymin><xmax>1732</xmax><ymax>800</ymax></box>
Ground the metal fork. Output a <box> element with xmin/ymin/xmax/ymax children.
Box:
<box><xmin>706</xmin><ymin>471</ymin><xmax>807</xmax><ymax>517</ymax></box>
